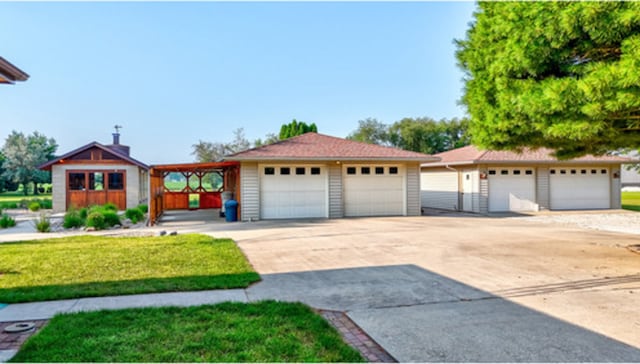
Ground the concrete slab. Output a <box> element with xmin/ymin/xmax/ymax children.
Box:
<box><xmin>0</xmin><ymin>299</ymin><xmax>78</xmax><ymax>322</ymax></box>
<box><xmin>69</xmin><ymin>289</ymin><xmax>248</xmax><ymax>313</ymax></box>
<box><xmin>0</xmin><ymin>350</ymin><xmax>17</xmax><ymax>363</ymax></box>
<box><xmin>246</xmin><ymin>265</ymin><xmax>491</xmax><ymax>311</ymax></box>
<box><xmin>349</xmin><ymin>298</ymin><xmax>640</xmax><ymax>362</ymax></box>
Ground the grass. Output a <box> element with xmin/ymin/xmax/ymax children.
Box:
<box><xmin>622</xmin><ymin>191</ymin><xmax>640</xmax><ymax>212</ymax></box>
<box><xmin>10</xmin><ymin>301</ymin><xmax>364</xmax><ymax>363</ymax></box>
<box><xmin>0</xmin><ymin>192</ymin><xmax>52</xmax><ymax>209</ymax></box>
<box><xmin>0</xmin><ymin>234</ymin><xmax>260</xmax><ymax>303</ymax></box>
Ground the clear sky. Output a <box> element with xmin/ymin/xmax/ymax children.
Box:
<box><xmin>1</xmin><ymin>1</ymin><xmax>477</xmax><ymax>165</ymax></box>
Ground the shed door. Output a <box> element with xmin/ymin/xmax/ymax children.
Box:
<box><xmin>420</xmin><ymin>170</ymin><xmax>459</xmax><ymax>211</ymax></box>
<box><xmin>488</xmin><ymin>168</ymin><xmax>537</xmax><ymax>212</ymax></box>
<box><xmin>260</xmin><ymin>165</ymin><xmax>327</xmax><ymax>219</ymax></box>
<box><xmin>343</xmin><ymin>165</ymin><xmax>405</xmax><ymax>217</ymax></box>
<box><xmin>550</xmin><ymin>167</ymin><xmax>610</xmax><ymax>210</ymax></box>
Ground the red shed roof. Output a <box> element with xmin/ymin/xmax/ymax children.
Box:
<box><xmin>226</xmin><ymin>132</ymin><xmax>439</xmax><ymax>162</ymax></box>
<box><xmin>423</xmin><ymin>145</ymin><xmax>633</xmax><ymax>167</ymax></box>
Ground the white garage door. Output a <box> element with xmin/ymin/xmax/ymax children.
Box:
<box><xmin>421</xmin><ymin>171</ymin><xmax>459</xmax><ymax>211</ymax></box>
<box><xmin>344</xmin><ymin>165</ymin><xmax>405</xmax><ymax>217</ymax></box>
<box><xmin>488</xmin><ymin>168</ymin><xmax>537</xmax><ymax>212</ymax></box>
<box><xmin>550</xmin><ymin>167</ymin><xmax>610</xmax><ymax>210</ymax></box>
<box><xmin>260</xmin><ymin>165</ymin><xmax>327</xmax><ymax>219</ymax></box>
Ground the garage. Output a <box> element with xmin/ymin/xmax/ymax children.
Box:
<box><xmin>550</xmin><ymin>167</ymin><xmax>610</xmax><ymax>210</ymax></box>
<box><xmin>343</xmin><ymin>165</ymin><xmax>405</xmax><ymax>217</ymax></box>
<box><xmin>421</xmin><ymin>170</ymin><xmax>459</xmax><ymax>211</ymax></box>
<box><xmin>260</xmin><ymin>165</ymin><xmax>327</xmax><ymax>219</ymax></box>
<box><xmin>488</xmin><ymin>168</ymin><xmax>537</xmax><ymax>212</ymax></box>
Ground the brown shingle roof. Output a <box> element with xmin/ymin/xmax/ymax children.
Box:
<box><xmin>424</xmin><ymin>145</ymin><xmax>632</xmax><ymax>167</ymax></box>
<box><xmin>226</xmin><ymin>132</ymin><xmax>439</xmax><ymax>162</ymax></box>
<box><xmin>0</xmin><ymin>57</ymin><xmax>29</xmax><ymax>84</ymax></box>
<box><xmin>38</xmin><ymin>141</ymin><xmax>149</xmax><ymax>171</ymax></box>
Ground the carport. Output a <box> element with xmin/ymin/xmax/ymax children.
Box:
<box><xmin>149</xmin><ymin>161</ymin><xmax>240</xmax><ymax>225</ymax></box>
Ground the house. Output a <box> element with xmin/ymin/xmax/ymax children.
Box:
<box><xmin>39</xmin><ymin>132</ymin><xmax>150</xmax><ymax>212</ymax></box>
<box><xmin>0</xmin><ymin>56</ymin><xmax>29</xmax><ymax>84</ymax></box>
<box><xmin>621</xmin><ymin>151</ymin><xmax>640</xmax><ymax>188</ymax></box>
<box><xmin>225</xmin><ymin>132</ymin><xmax>438</xmax><ymax>221</ymax></box>
<box><xmin>421</xmin><ymin>145</ymin><xmax>631</xmax><ymax>213</ymax></box>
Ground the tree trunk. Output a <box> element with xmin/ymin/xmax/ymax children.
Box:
<box><xmin>34</xmin><ymin>182</ymin><xmax>39</xmax><ymax>195</ymax></box>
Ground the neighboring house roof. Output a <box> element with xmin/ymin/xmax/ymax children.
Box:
<box><xmin>39</xmin><ymin>141</ymin><xmax>150</xmax><ymax>171</ymax></box>
<box><xmin>226</xmin><ymin>132</ymin><xmax>440</xmax><ymax>162</ymax></box>
<box><xmin>0</xmin><ymin>57</ymin><xmax>29</xmax><ymax>84</ymax></box>
<box><xmin>423</xmin><ymin>145</ymin><xmax>633</xmax><ymax>167</ymax></box>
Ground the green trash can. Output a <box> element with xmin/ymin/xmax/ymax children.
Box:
<box><xmin>225</xmin><ymin>200</ymin><xmax>238</xmax><ymax>222</ymax></box>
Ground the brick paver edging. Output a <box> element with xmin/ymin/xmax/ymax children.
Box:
<box><xmin>319</xmin><ymin>309</ymin><xmax>397</xmax><ymax>363</ymax></box>
<box><xmin>0</xmin><ymin>320</ymin><xmax>48</xmax><ymax>351</ymax></box>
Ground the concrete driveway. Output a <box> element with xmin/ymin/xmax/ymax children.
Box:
<box><xmin>206</xmin><ymin>214</ymin><xmax>640</xmax><ymax>362</ymax></box>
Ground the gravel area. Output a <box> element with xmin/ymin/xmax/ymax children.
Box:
<box><xmin>512</xmin><ymin>211</ymin><xmax>640</xmax><ymax>236</ymax></box>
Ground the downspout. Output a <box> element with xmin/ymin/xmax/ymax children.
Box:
<box><xmin>445</xmin><ymin>164</ymin><xmax>461</xmax><ymax>211</ymax></box>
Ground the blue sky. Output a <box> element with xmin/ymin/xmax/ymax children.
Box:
<box><xmin>1</xmin><ymin>1</ymin><xmax>476</xmax><ymax>164</ymax></box>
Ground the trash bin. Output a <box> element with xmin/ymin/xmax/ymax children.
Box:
<box><xmin>220</xmin><ymin>191</ymin><xmax>234</xmax><ymax>217</ymax></box>
<box><xmin>225</xmin><ymin>200</ymin><xmax>238</xmax><ymax>222</ymax></box>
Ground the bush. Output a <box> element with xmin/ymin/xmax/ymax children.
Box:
<box><xmin>125</xmin><ymin>208</ymin><xmax>144</xmax><ymax>224</ymax></box>
<box><xmin>79</xmin><ymin>207</ymin><xmax>89</xmax><ymax>220</ymax></box>
<box><xmin>103</xmin><ymin>203</ymin><xmax>118</xmax><ymax>212</ymax></box>
<box><xmin>1</xmin><ymin>202</ymin><xmax>19</xmax><ymax>209</ymax></box>
<box><xmin>0</xmin><ymin>214</ymin><xmax>16</xmax><ymax>229</ymax></box>
<box><xmin>63</xmin><ymin>209</ymin><xmax>85</xmax><ymax>229</ymax></box>
<box><xmin>19</xmin><ymin>199</ymin><xmax>30</xmax><ymax>209</ymax></box>
<box><xmin>137</xmin><ymin>204</ymin><xmax>148</xmax><ymax>214</ymax></box>
<box><xmin>102</xmin><ymin>211</ymin><xmax>121</xmax><ymax>227</ymax></box>
<box><xmin>34</xmin><ymin>213</ymin><xmax>51</xmax><ymax>233</ymax></box>
<box><xmin>40</xmin><ymin>199</ymin><xmax>53</xmax><ymax>209</ymax></box>
<box><xmin>86</xmin><ymin>212</ymin><xmax>106</xmax><ymax>230</ymax></box>
<box><xmin>28</xmin><ymin>201</ymin><xmax>41</xmax><ymax>212</ymax></box>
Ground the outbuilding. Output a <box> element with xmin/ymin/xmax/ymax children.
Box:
<box><xmin>421</xmin><ymin>145</ymin><xmax>630</xmax><ymax>213</ymax></box>
<box><xmin>39</xmin><ymin>132</ymin><xmax>149</xmax><ymax>212</ymax></box>
<box><xmin>226</xmin><ymin>132</ymin><xmax>438</xmax><ymax>220</ymax></box>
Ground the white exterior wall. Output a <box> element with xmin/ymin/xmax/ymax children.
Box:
<box><xmin>536</xmin><ymin>167</ymin><xmax>550</xmax><ymax>210</ymax></box>
<box><xmin>240</xmin><ymin>162</ymin><xmax>260</xmax><ymax>221</ymax></box>
<box><xmin>51</xmin><ymin>164</ymin><xmax>143</xmax><ymax>212</ymax></box>
<box><xmin>406</xmin><ymin>163</ymin><xmax>421</xmax><ymax>216</ymax></box>
<box><xmin>611</xmin><ymin>165</ymin><xmax>622</xmax><ymax>209</ymax></box>
<box><xmin>328</xmin><ymin>164</ymin><xmax>343</xmax><ymax>218</ymax></box>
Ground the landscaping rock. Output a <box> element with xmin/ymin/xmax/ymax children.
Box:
<box><xmin>159</xmin><ymin>230</ymin><xmax>167</xmax><ymax>236</ymax></box>
<box><xmin>169</xmin><ymin>231</ymin><xmax>178</xmax><ymax>236</ymax></box>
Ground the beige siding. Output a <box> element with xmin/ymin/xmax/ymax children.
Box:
<box><xmin>51</xmin><ymin>165</ymin><xmax>66</xmax><ymax>212</ymax></box>
<box><xmin>478</xmin><ymin>167</ymin><xmax>489</xmax><ymax>214</ymax></box>
<box><xmin>406</xmin><ymin>163</ymin><xmax>420</xmax><ymax>216</ymax></box>
<box><xmin>611</xmin><ymin>164</ymin><xmax>622</xmax><ymax>209</ymax></box>
<box><xmin>240</xmin><ymin>162</ymin><xmax>260</xmax><ymax>221</ymax></box>
<box><xmin>420</xmin><ymin>169</ymin><xmax>459</xmax><ymax>211</ymax></box>
<box><xmin>536</xmin><ymin>167</ymin><xmax>550</xmax><ymax>210</ymax></box>
<box><xmin>50</xmin><ymin>164</ymin><xmax>142</xmax><ymax>212</ymax></box>
<box><xmin>328</xmin><ymin>164</ymin><xmax>343</xmax><ymax>218</ymax></box>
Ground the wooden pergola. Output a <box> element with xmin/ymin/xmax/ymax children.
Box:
<box><xmin>149</xmin><ymin>161</ymin><xmax>240</xmax><ymax>225</ymax></box>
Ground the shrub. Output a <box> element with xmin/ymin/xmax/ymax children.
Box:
<box><xmin>103</xmin><ymin>203</ymin><xmax>118</xmax><ymax>212</ymax></box>
<box><xmin>40</xmin><ymin>199</ymin><xmax>53</xmax><ymax>209</ymax></box>
<box><xmin>28</xmin><ymin>201</ymin><xmax>41</xmax><ymax>212</ymax></box>
<box><xmin>63</xmin><ymin>209</ymin><xmax>84</xmax><ymax>229</ymax></box>
<box><xmin>79</xmin><ymin>207</ymin><xmax>89</xmax><ymax>220</ymax></box>
<box><xmin>0</xmin><ymin>214</ymin><xmax>16</xmax><ymax>228</ymax></box>
<box><xmin>125</xmin><ymin>208</ymin><xmax>144</xmax><ymax>224</ymax></box>
<box><xmin>137</xmin><ymin>204</ymin><xmax>148</xmax><ymax>214</ymax></box>
<box><xmin>34</xmin><ymin>213</ymin><xmax>51</xmax><ymax>233</ymax></box>
<box><xmin>1</xmin><ymin>202</ymin><xmax>19</xmax><ymax>209</ymax></box>
<box><xmin>19</xmin><ymin>199</ymin><xmax>30</xmax><ymax>209</ymax></box>
<box><xmin>102</xmin><ymin>211</ymin><xmax>121</xmax><ymax>227</ymax></box>
<box><xmin>86</xmin><ymin>212</ymin><xmax>106</xmax><ymax>230</ymax></box>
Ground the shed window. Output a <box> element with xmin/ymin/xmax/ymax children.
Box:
<box><xmin>375</xmin><ymin>167</ymin><xmax>384</xmax><ymax>175</ymax></box>
<box><xmin>295</xmin><ymin>167</ymin><xmax>305</xmax><ymax>175</ymax></box>
<box><xmin>389</xmin><ymin>167</ymin><xmax>398</xmax><ymax>174</ymax></box>
<box><xmin>361</xmin><ymin>167</ymin><xmax>371</xmax><ymax>175</ymax></box>
<box><xmin>550</xmin><ymin>169</ymin><xmax>556</xmax><ymax>174</ymax></box>
<box><xmin>108</xmin><ymin>173</ymin><xmax>124</xmax><ymax>190</ymax></box>
<box><xmin>513</xmin><ymin>170</ymin><xmax>521</xmax><ymax>175</ymax></box>
<box><xmin>280</xmin><ymin>167</ymin><xmax>290</xmax><ymax>175</ymax></box>
<box><xmin>581</xmin><ymin>169</ymin><xmax>587</xmax><ymax>174</ymax></box>
<box><xmin>264</xmin><ymin>167</ymin><xmax>275</xmax><ymax>175</ymax></box>
<box><xmin>525</xmin><ymin>170</ymin><xmax>533</xmax><ymax>175</ymax></box>
<box><xmin>89</xmin><ymin>172</ymin><xmax>104</xmax><ymax>191</ymax></box>
<box><xmin>560</xmin><ymin>170</ymin><xmax>566</xmax><ymax>174</ymax></box>
<box><xmin>591</xmin><ymin>169</ymin><xmax>597</xmax><ymax>174</ymax></box>
<box><xmin>501</xmin><ymin>170</ymin><xmax>508</xmax><ymax>175</ymax></box>
<box><xmin>347</xmin><ymin>167</ymin><xmax>356</xmax><ymax>175</ymax></box>
<box><xmin>488</xmin><ymin>170</ymin><xmax>496</xmax><ymax>175</ymax></box>
<box><xmin>570</xmin><ymin>169</ymin><xmax>577</xmax><ymax>174</ymax></box>
<box><xmin>69</xmin><ymin>173</ymin><xmax>86</xmax><ymax>191</ymax></box>
<box><xmin>310</xmin><ymin>167</ymin><xmax>321</xmax><ymax>175</ymax></box>
<box><xmin>601</xmin><ymin>169</ymin><xmax>607</xmax><ymax>174</ymax></box>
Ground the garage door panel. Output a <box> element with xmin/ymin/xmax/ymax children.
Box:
<box><xmin>344</xmin><ymin>166</ymin><xmax>404</xmax><ymax>217</ymax></box>
<box><xmin>260</xmin><ymin>165</ymin><xmax>327</xmax><ymax>219</ymax></box>
<box><xmin>488</xmin><ymin>169</ymin><xmax>537</xmax><ymax>212</ymax></box>
<box><xmin>550</xmin><ymin>168</ymin><xmax>610</xmax><ymax>210</ymax></box>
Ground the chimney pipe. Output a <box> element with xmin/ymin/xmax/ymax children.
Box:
<box><xmin>112</xmin><ymin>133</ymin><xmax>120</xmax><ymax>145</ymax></box>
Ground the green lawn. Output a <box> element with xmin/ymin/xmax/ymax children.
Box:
<box><xmin>10</xmin><ymin>301</ymin><xmax>363</xmax><ymax>362</ymax></box>
<box><xmin>622</xmin><ymin>191</ymin><xmax>640</xmax><ymax>212</ymax></box>
<box><xmin>0</xmin><ymin>192</ymin><xmax>52</xmax><ymax>209</ymax></box>
<box><xmin>0</xmin><ymin>234</ymin><xmax>260</xmax><ymax>303</ymax></box>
